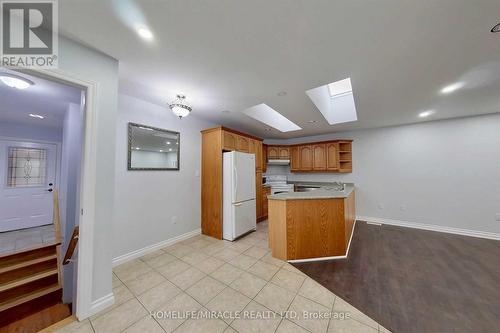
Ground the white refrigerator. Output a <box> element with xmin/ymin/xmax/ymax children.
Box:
<box><xmin>223</xmin><ymin>151</ymin><xmax>257</xmax><ymax>241</ymax></box>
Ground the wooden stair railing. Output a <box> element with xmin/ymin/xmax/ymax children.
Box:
<box><xmin>63</xmin><ymin>226</ymin><xmax>79</xmax><ymax>265</ymax></box>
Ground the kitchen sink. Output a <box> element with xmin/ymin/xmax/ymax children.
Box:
<box><xmin>295</xmin><ymin>186</ymin><xmax>321</xmax><ymax>192</ymax></box>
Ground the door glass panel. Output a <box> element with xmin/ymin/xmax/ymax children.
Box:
<box><xmin>7</xmin><ymin>147</ymin><xmax>47</xmax><ymax>187</ymax></box>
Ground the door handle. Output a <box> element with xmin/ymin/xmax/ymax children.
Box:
<box><xmin>234</xmin><ymin>203</ymin><xmax>242</xmax><ymax>207</ymax></box>
<box><xmin>47</xmin><ymin>188</ymin><xmax>53</xmax><ymax>192</ymax></box>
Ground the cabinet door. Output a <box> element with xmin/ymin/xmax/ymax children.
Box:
<box><xmin>279</xmin><ymin>147</ymin><xmax>289</xmax><ymax>159</ymax></box>
<box><xmin>256</xmin><ymin>172</ymin><xmax>263</xmax><ymax>219</ymax></box>
<box><xmin>290</xmin><ymin>146</ymin><xmax>299</xmax><ymax>172</ymax></box>
<box><xmin>262</xmin><ymin>144</ymin><xmax>268</xmax><ymax>172</ymax></box>
<box><xmin>326</xmin><ymin>142</ymin><xmax>339</xmax><ymax>170</ymax></box>
<box><xmin>222</xmin><ymin>131</ymin><xmax>237</xmax><ymax>151</ymax></box>
<box><xmin>313</xmin><ymin>144</ymin><xmax>327</xmax><ymax>170</ymax></box>
<box><xmin>299</xmin><ymin>145</ymin><xmax>313</xmax><ymax>170</ymax></box>
<box><xmin>255</xmin><ymin>141</ymin><xmax>262</xmax><ymax>171</ymax></box>
<box><xmin>237</xmin><ymin>136</ymin><xmax>249</xmax><ymax>152</ymax></box>
<box><xmin>262</xmin><ymin>187</ymin><xmax>270</xmax><ymax>217</ymax></box>
<box><xmin>248</xmin><ymin>139</ymin><xmax>256</xmax><ymax>155</ymax></box>
<box><xmin>267</xmin><ymin>146</ymin><xmax>279</xmax><ymax>159</ymax></box>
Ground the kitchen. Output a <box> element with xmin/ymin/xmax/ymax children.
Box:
<box><xmin>201</xmin><ymin>127</ymin><xmax>355</xmax><ymax>261</ymax></box>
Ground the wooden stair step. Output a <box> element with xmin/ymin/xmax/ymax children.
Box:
<box><xmin>0</xmin><ymin>242</ymin><xmax>60</xmax><ymax>269</ymax></box>
<box><xmin>0</xmin><ymin>283</ymin><xmax>61</xmax><ymax>312</ymax></box>
<box><xmin>0</xmin><ymin>268</ymin><xmax>58</xmax><ymax>292</ymax></box>
<box><xmin>0</xmin><ymin>254</ymin><xmax>58</xmax><ymax>275</ymax></box>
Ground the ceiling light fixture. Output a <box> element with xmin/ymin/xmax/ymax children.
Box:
<box><xmin>166</xmin><ymin>141</ymin><xmax>171</xmax><ymax>145</ymax></box>
<box><xmin>159</xmin><ymin>150</ymin><xmax>163</xmax><ymax>152</ymax></box>
<box><xmin>137</xmin><ymin>27</ymin><xmax>154</xmax><ymax>40</ymax></box>
<box><xmin>1</xmin><ymin>73</ymin><xmax>34</xmax><ymax>89</ymax></box>
<box><xmin>440</xmin><ymin>81</ymin><xmax>465</xmax><ymax>94</ymax></box>
<box><xmin>492</xmin><ymin>23</ymin><xmax>500</xmax><ymax>33</ymax></box>
<box><xmin>135</xmin><ymin>147</ymin><xmax>141</xmax><ymax>150</ymax></box>
<box><xmin>168</xmin><ymin>148</ymin><xmax>172</xmax><ymax>152</ymax></box>
<box><xmin>29</xmin><ymin>113</ymin><xmax>44</xmax><ymax>119</ymax></box>
<box><xmin>169</xmin><ymin>94</ymin><xmax>192</xmax><ymax>118</ymax></box>
<box><xmin>418</xmin><ymin>110</ymin><xmax>435</xmax><ymax>118</ymax></box>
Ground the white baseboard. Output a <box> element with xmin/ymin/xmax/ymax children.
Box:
<box><xmin>88</xmin><ymin>293</ymin><xmax>114</xmax><ymax>318</ymax></box>
<box><xmin>112</xmin><ymin>228</ymin><xmax>201</xmax><ymax>267</ymax></box>
<box><xmin>288</xmin><ymin>220</ymin><xmax>357</xmax><ymax>263</ymax></box>
<box><xmin>357</xmin><ymin>216</ymin><xmax>500</xmax><ymax>241</ymax></box>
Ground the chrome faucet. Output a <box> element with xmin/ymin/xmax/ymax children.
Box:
<box><xmin>334</xmin><ymin>181</ymin><xmax>345</xmax><ymax>191</ymax></box>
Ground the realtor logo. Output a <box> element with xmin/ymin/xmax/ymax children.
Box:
<box><xmin>1</xmin><ymin>0</ymin><xmax>58</xmax><ymax>68</ymax></box>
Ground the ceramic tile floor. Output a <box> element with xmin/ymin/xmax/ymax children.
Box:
<box><xmin>56</xmin><ymin>221</ymin><xmax>390</xmax><ymax>333</ymax></box>
<box><xmin>0</xmin><ymin>224</ymin><xmax>56</xmax><ymax>255</ymax></box>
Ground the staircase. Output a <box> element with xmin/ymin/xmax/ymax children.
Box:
<box><xmin>0</xmin><ymin>241</ymin><xmax>63</xmax><ymax>327</ymax></box>
<box><xmin>0</xmin><ymin>191</ymin><xmax>68</xmax><ymax>329</ymax></box>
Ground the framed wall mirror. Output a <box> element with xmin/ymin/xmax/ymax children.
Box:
<box><xmin>128</xmin><ymin>123</ymin><xmax>180</xmax><ymax>170</ymax></box>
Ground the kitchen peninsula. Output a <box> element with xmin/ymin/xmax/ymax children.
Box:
<box><xmin>268</xmin><ymin>183</ymin><xmax>356</xmax><ymax>261</ymax></box>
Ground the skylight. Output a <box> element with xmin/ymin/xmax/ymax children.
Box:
<box><xmin>242</xmin><ymin>103</ymin><xmax>301</xmax><ymax>132</ymax></box>
<box><xmin>306</xmin><ymin>77</ymin><xmax>358</xmax><ymax>125</ymax></box>
<box><xmin>328</xmin><ymin>78</ymin><xmax>352</xmax><ymax>97</ymax></box>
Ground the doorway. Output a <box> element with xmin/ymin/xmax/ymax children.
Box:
<box><xmin>0</xmin><ymin>67</ymin><xmax>87</xmax><ymax>331</ymax></box>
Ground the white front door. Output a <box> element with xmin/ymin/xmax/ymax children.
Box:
<box><xmin>0</xmin><ymin>141</ymin><xmax>57</xmax><ymax>232</ymax></box>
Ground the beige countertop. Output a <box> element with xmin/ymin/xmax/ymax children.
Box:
<box><xmin>268</xmin><ymin>183</ymin><xmax>355</xmax><ymax>200</ymax></box>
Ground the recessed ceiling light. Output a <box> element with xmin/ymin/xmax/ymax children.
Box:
<box><xmin>492</xmin><ymin>23</ymin><xmax>500</xmax><ymax>33</ymax></box>
<box><xmin>1</xmin><ymin>73</ymin><xmax>34</xmax><ymax>89</ymax></box>
<box><xmin>159</xmin><ymin>150</ymin><xmax>163</xmax><ymax>152</ymax></box>
<box><xmin>166</xmin><ymin>141</ymin><xmax>171</xmax><ymax>145</ymax></box>
<box><xmin>277</xmin><ymin>91</ymin><xmax>287</xmax><ymax>96</ymax></box>
<box><xmin>242</xmin><ymin>104</ymin><xmax>301</xmax><ymax>132</ymax></box>
<box><xmin>168</xmin><ymin>148</ymin><xmax>172</xmax><ymax>152</ymax></box>
<box><xmin>440</xmin><ymin>81</ymin><xmax>465</xmax><ymax>94</ymax></box>
<box><xmin>418</xmin><ymin>110</ymin><xmax>435</xmax><ymax>118</ymax></box>
<box><xmin>29</xmin><ymin>113</ymin><xmax>44</xmax><ymax>119</ymax></box>
<box><xmin>135</xmin><ymin>147</ymin><xmax>141</xmax><ymax>150</ymax></box>
<box><xmin>137</xmin><ymin>27</ymin><xmax>153</xmax><ymax>40</ymax></box>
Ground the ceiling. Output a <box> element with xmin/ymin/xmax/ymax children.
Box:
<box><xmin>59</xmin><ymin>0</ymin><xmax>500</xmax><ymax>138</ymax></box>
<box><xmin>0</xmin><ymin>69</ymin><xmax>82</xmax><ymax>129</ymax></box>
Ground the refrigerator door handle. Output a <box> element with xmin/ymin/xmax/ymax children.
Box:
<box><xmin>233</xmin><ymin>167</ymin><xmax>238</xmax><ymax>198</ymax></box>
<box><xmin>234</xmin><ymin>203</ymin><xmax>242</xmax><ymax>207</ymax></box>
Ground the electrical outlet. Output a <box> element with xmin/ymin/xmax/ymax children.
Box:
<box><xmin>171</xmin><ymin>216</ymin><xmax>178</xmax><ymax>225</ymax></box>
<box><xmin>496</xmin><ymin>213</ymin><xmax>500</xmax><ymax>221</ymax></box>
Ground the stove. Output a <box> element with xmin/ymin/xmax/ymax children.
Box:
<box><xmin>264</xmin><ymin>175</ymin><xmax>294</xmax><ymax>194</ymax></box>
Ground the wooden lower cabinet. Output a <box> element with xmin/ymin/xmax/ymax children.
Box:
<box><xmin>259</xmin><ymin>186</ymin><xmax>271</xmax><ymax>221</ymax></box>
<box><xmin>268</xmin><ymin>190</ymin><xmax>356</xmax><ymax>260</ymax></box>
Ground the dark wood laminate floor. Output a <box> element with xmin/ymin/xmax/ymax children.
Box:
<box><xmin>292</xmin><ymin>221</ymin><xmax>500</xmax><ymax>333</ymax></box>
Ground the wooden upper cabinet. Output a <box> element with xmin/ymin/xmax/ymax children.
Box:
<box><xmin>290</xmin><ymin>146</ymin><xmax>299</xmax><ymax>171</ymax></box>
<box><xmin>326</xmin><ymin>142</ymin><xmax>339</xmax><ymax>170</ymax></box>
<box><xmin>267</xmin><ymin>146</ymin><xmax>279</xmax><ymax>159</ymax></box>
<box><xmin>237</xmin><ymin>136</ymin><xmax>249</xmax><ymax>152</ymax></box>
<box><xmin>222</xmin><ymin>131</ymin><xmax>237</xmax><ymax>151</ymax></box>
<box><xmin>313</xmin><ymin>144</ymin><xmax>326</xmax><ymax>170</ymax></box>
<box><xmin>279</xmin><ymin>147</ymin><xmax>289</xmax><ymax>159</ymax></box>
<box><xmin>299</xmin><ymin>145</ymin><xmax>313</xmax><ymax>170</ymax></box>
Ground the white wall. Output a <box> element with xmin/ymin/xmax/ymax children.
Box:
<box><xmin>0</xmin><ymin>121</ymin><xmax>62</xmax><ymax>142</ymax></box>
<box><xmin>113</xmin><ymin>94</ymin><xmax>215</xmax><ymax>258</ymax></box>
<box><xmin>60</xmin><ymin>102</ymin><xmax>84</xmax><ymax>303</ymax></box>
<box><xmin>265</xmin><ymin>113</ymin><xmax>500</xmax><ymax>235</ymax></box>
<box><xmin>58</xmin><ymin>36</ymin><xmax>119</xmax><ymax>302</ymax></box>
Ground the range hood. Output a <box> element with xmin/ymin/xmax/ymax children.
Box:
<box><xmin>267</xmin><ymin>159</ymin><xmax>290</xmax><ymax>165</ymax></box>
